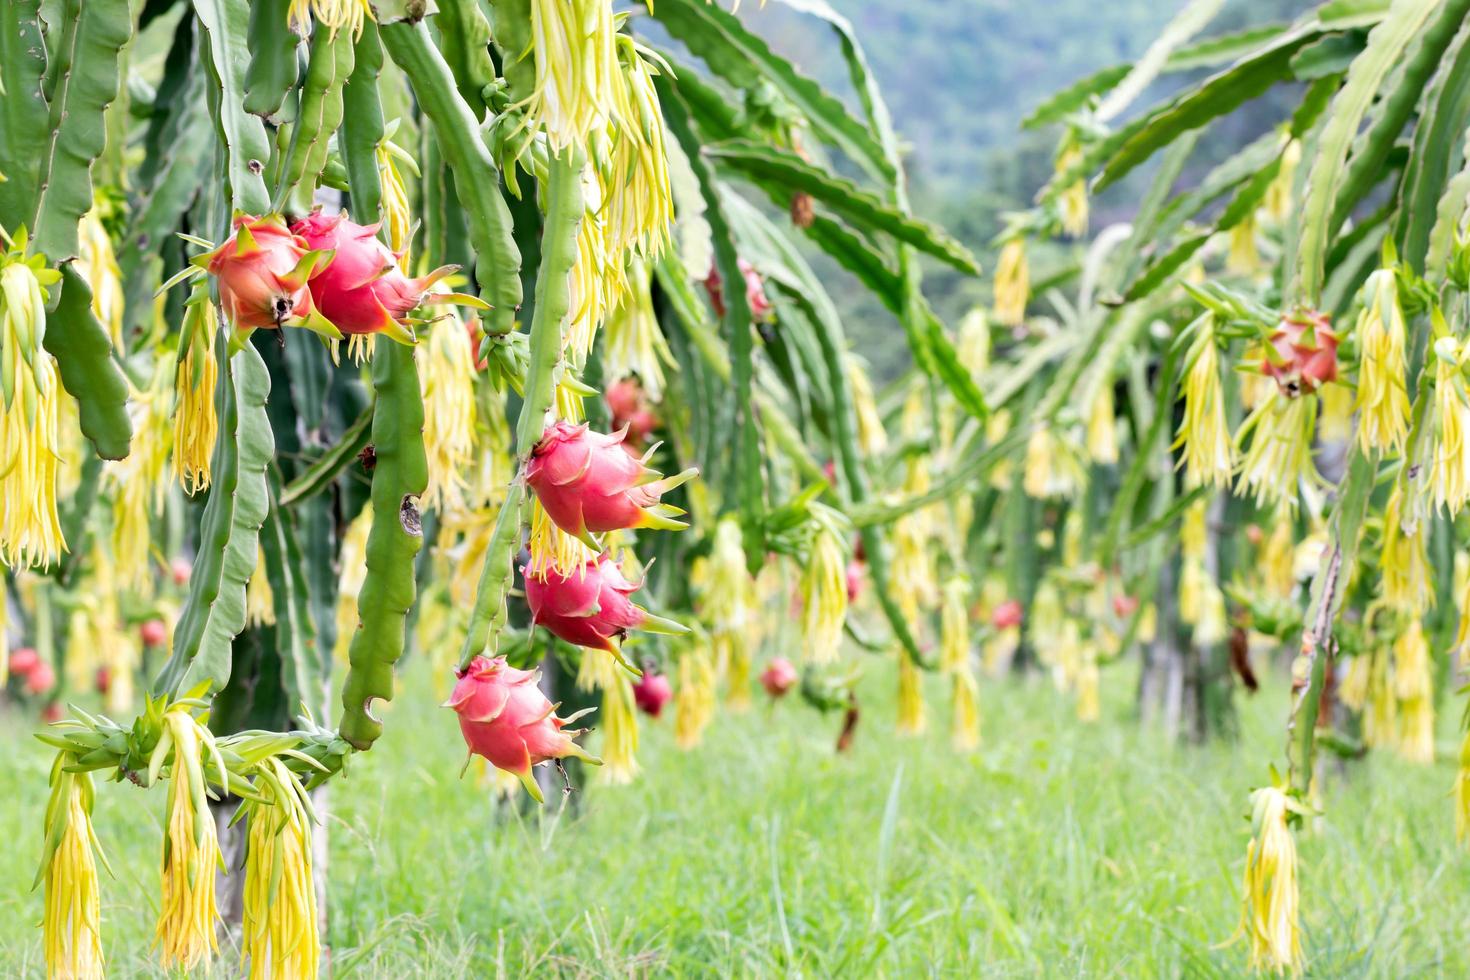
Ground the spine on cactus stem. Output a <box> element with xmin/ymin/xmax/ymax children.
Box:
<box><xmin>458</xmin><ymin>150</ymin><xmax>585</xmax><ymax>670</ymax></box>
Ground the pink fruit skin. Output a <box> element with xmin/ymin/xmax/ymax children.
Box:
<box><xmin>26</xmin><ymin>661</ymin><xmax>55</xmax><ymax>695</ymax></box>
<box><xmin>9</xmin><ymin>646</ymin><xmax>38</xmax><ymax>676</ymax></box>
<box><xmin>1263</xmin><ymin>311</ymin><xmax>1338</xmax><ymax>395</ymax></box>
<box><xmin>524</xmin><ymin>555</ymin><xmax>648</xmax><ymax>653</ymax></box>
<box><xmin>170</xmin><ymin>559</ymin><xmax>192</xmax><ymax>586</ymax></box>
<box><xmin>446</xmin><ymin>656</ymin><xmax>593</xmax><ymax>780</ymax></box>
<box><xmin>41</xmin><ymin>703</ymin><xmax>62</xmax><ymax>723</ymax></box>
<box><xmin>1113</xmin><ymin>594</ymin><xmax>1139</xmax><ymax>618</ymax></box>
<box><xmin>703</xmin><ymin>259</ymin><xmax>773</xmax><ymax>321</ymax></box>
<box><xmin>991</xmin><ymin>600</ymin><xmax>1024</xmax><ymax>630</ymax></box>
<box><xmin>95</xmin><ymin>667</ymin><xmax>111</xmax><ymax>696</ymax></box>
<box><xmin>633</xmin><ymin>672</ymin><xmax>672</xmax><ymax>717</ymax></box>
<box><xmin>291</xmin><ymin>211</ymin><xmax>448</xmax><ymax>336</ymax></box>
<box><xmin>140</xmin><ymin>619</ymin><xmax>167</xmax><ymax>648</ymax></box>
<box><xmin>526</xmin><ymin>421</ymin><xmax>688</xmax><ymax>538</ymax></box>
<box><xmin>208</xmin><ymin>214</ymin><xmax>318</xmax><ymax>330</ymax></box>
<box><xmin>606</xmin><ymin>379</ymin><xmax>660</xmax><ymax>444</ymax></box>
<box><xmin>761</xmin><ymin>657</ymin><xmax>798</xmax><ymax>698</ymax></box>
<box><xmin>845</xmin><ymin>560</ymin><xmax>865</xmax><ymax>602</ymax></box>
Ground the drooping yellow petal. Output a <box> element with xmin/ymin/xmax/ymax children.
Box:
<box><xmin>1239</xmin><ymin>785</ymin><xmax>1303</xmax><ymax>974</ymax></box>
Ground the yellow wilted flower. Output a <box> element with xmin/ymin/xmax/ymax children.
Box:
<box><xmin>957</xmin><ymin>307</ymin><xmax>991</xmax><ymax>376</ymax></box>
<box><xmin>993</xmin><ymin>238</ymin><xmax>1029</xmax><ymax>326</ymax></box>
<box><xmin>1455</xmin><ymin>730</ymin><xmax>1470</xmax><ymax>843</ymax></box>
<box><xmin>801</xmin><ymin>517</ymin><xmax>849</xmax><ymax>665</ymax></box>
<box><xmin>950</xmin><ymin>665</ymin><xmax>981</xmax><ymax>751</ymax></box>
<box><xmin>1431</xmin><ymin>335</ymin><xmax>1470</xmax><ymax>513</ymax></box>
<box><xmin>528</xmin><ymin>499</ymin><xmax>598</xmax><ymax>580</ymax></box>
<box><xmin>939</xmin><ymin>576</ymin><xmax>971</xmax><ymax>674</ymax></box>
<box><xmin>1317</xmin><ymin>381</ymin><xmax>1353</xmax><ymax>444</ymax></box>
<box><xmin>1055</xmin><ymin>133</ymin><xmax>1088</xmax><ymax>239</ymax></box>
<box><xmin>242</xmin><ymin>757</ymin><xmax>320</xmax><ymax>980</ymax></box>
<box><xmin>1239</xmin><ymin>785</ymin><xmax>1303</xmax><ymax>974</ymax></box>
<box><xmin>703</xmin><ymin>517</ymin><xmax>756</xmax><ymax>711</ymax></box>
<box><xmin>1261</xmin><ymin>509</ymin><xmax>1296</xmax><ymax>599</ymax></box>
<box><xmin>896</xmin><ymin>654</ymin><xmax>926</xmax><ymax>736</ymax></box>
<box><xmin>246</xmin><ymin>550</ymin><xmax>276</xmax><ymax>627</ymax></box>
<box><xmin>1175</xmin><ymin>317</ymin><xmax>1234</xmax><ymax>489</ymax></box>
<box><xmin>377</xmin><ymin>122</ymin><xmax>417</xmax><ymax>259</ymax></box>
<box><xmin>1085</xmin><ymin>383</ymin><xmax>1118</xmax><ymax>465</ymax></box>
<box><xmin>1338</xmin><ymin>653</ymin><xmax>1370</xmax><ymax>711</ymax></box>
<box><xmin>1353</xmin><ymin>268</ymin><xmax>1410</xmax><ymax>454</ymax></box>
<box><xmin>845</xmin><ymin>353</ymin><xmax>887</xmax><ymax>455</ymax></box>
<box><xmin>419</xmin><ymin>309</ymin><xmax>477</xmax><ymax>513</ymax></box>
<box><xmin>1226</xmin><ymin>213</ymin><xmax>1261</xmax><ymax>276</ymax></box>
<box><xmin>1075</xmin><ymin>648</ymin><xmax>1100</xmax><ymax>722</ymax></box>
<box><xmin>174</xmin><ymin>285</ymin><xmax>219</xmax><ymax>494</ymax></box>
<box><xmin>1023</xmin><ymin>425</ymin><xmax>1086</xmax><ymax>499</ymax></box>
<box><xmin>604</xmin><ymin>37</ymin><xmax>675</xmax><ymax>261</ymax></box>
<box><xmin>40</xmin><ymin>754</ymin><xmax>108</xmax><ymax>980</ymax></box>
<box><xmin>1393</xmin><ymin>617</ymin><xmax>1434</xmax><ymax>764</ymax></box>
<box><xmin>77</xmin><ymin>209</ymin><xmax>124</xmax><ymax>350</ymax></box>
<box><xmin>0</xmin><ymin>239</ymin><xmax>66</xmax><ymax>569</ymax></box>
<box><xmin>1263</xmin><ymin>138</ymin><xmax>1301</xmax><ymax>223</ymax></box>
<box><xmin>675</xmin><ymin>639</ymin><xmax>718</xmax><ymax>750</ymax></box>
<box><xmin>523</xmin><ymin>0</ymin><xmax>617</xmax><ymax>154</ymax></box>
<box><xmin>1235</xmin><ymin>391</ymin><xmax>1317</xmax><ymax>509</ymax></box>
<box><xmin>286</xmin><ymin>0</ymin><xmax>371</xmax><ymax>37</ymax></box>
<box><xmin>603</xmin><ymin>257</ymin><xmax>674</xmax><ymax>399</ymax></box>
<box><xmin>110</xmin><ymin>360</ymin><xmax>174</xmax><ymax>590</ymax></box>
<box><xmin>1363</xmin><ymin>645</ymin><xmax>1398</xmax><ymax>750</ymax></box>
<box><xmin>154</xmin><ymin>705</ymin><xmax>222</xmax><ymax>971</ymax></box>
<box><xmin>598</xmin><ymin>672</ymin><xmax>640</xmax><ymax>784</ymax></box>
<box><xmin>1381</xmin><ymin>483</ymin><xmax>1432</xmax><ymax>614</ymax></box>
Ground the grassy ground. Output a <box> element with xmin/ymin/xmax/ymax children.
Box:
<box><xmin>0</xmin><ymin>658</ymin><xmax>1467</xmax><ymax>978</ymax></box>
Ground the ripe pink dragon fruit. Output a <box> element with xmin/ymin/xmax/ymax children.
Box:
<box><xmin>1112</xmin><ymin>594</ymin><xmax>1139</xmax><ymax>618</ymax></box>
<box><xmin>204</xmin><ymin>214</ymin><xmax>331</xmax><ymax>332</ymax></box>
<box><xmin>991</xmin><ymin>599</ymin><xmax>1024</xmax><ymax>630</ymax></box>
<box><xmin>703</xmin><ymin>259</ymin><xmax>774</xmax><ymax>321</ymax></box>
<box><xmin>632</xmin><ymin>671</ymin><xmax>672</xmax><ymax>717</ymax></box>
<box><xmin>523</xmin><ymin>555</ymin><xmax>686</xmax><ymax>660</ymax></box>
<box><xmin>525</xmin><ymin>421</ymin><xmax>697</xmax><ymax>543</ymax></box>
<box><xmin>760</xmin><ymin>657</ymin><xmax>798</xmax><ymax>698</ymax></box>
<box><xmin>26</xmin><ymin>660</ymin><xmax>55</xmax><ymax>696</ymax></box>
<box><xmin>845</xmin><ymin>559</ymin><xmax>865</xmax><ymax>602</ymax></box>
<box><xmin>1262</xmin><ymin>310</ymin><xmax>1338</xmax><ymax>396</ymax></box>
<box><xmin>95</xmin><ymin>666</ymin><xmax>111</xmax><ymax>696</ymax></box>
<box><xmin>291</xmin><ymin>211</ymin><xmax>471</xmax><ymax>344</ymax></box>
<box><xmin>9</xmin><ymin>646</ymin><xmax>38</xmax><ymax>677</ymax></box>
<box><xmin>606</xmin><ymin>378</ymin><xmax>659</xmax><ymax>444</ymax></box>
<box><xmin>170</xmin><ymin>559</ymin><xmax>192</xmax><ymax>586</ymax></box>
<box><xmin>446</xmin><ymin>655</ymin><xmax>599</xmax><ymax>802</ymax></box>
<box><xmin>140</xmin><ymin>619</ymin><xmax>167</xmax><ymax>648</ymax></box>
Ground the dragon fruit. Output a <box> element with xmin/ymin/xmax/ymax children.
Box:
<box><xmin>446</xmin><ymin>655</ymin><xmax>599</xmax><ymax>802</ymax></box>
<box><xmin>760</xmin><ymin>657</ymin><xmax>799</xmax><ymax>698</ymax></box>
<box><xmin>291</xmin><ymin>211</ymin><xmax>477</xmax><ymax>344</ymax></box>
<box><xmin>991</xmin><ymin>599</ymin><xmax>1024</xmax><ymax>630</ymax></box>
<box><xmin>525</xmin><ymin>421</ymin><xmax>697</xmax><ymax>543</ymax></box>
<box><xmin>1262</xmin><ymin>310</ymin><xmax>1338</xmax><ymax>396</ymax></box>
<box><xmin>523</xmin><ymin>554</ymin><xmax>686</xmax><ymax>662</ymax></box>
<box><xmin>203</xmin><ymin>214</ymin><xmax>332</xmax><ymax>333</ymax></box>
<box><xmin>632</xmin><ymin>671</ymin><xmax>673</xmax><ymax>717</ymax></box>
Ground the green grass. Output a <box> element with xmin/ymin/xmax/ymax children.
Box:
<box><xmin>2</xmin><ymin>659</ymin><xmax>1467</xmax><ymax>977</ymax></box>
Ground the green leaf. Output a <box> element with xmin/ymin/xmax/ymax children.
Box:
<box><xmin>705</xmin><ymin>140</ymin><xmax>981</xmax><ymax>275</ymax></box>
<box><xmin>1290</xmin><ymin>0</ymin><xmax>1437</xmax><ymax>303</ymax></box>
<box><xmin>1094</xmin><ymin>0</ymin><xmax>1225</xmax><ymax>124</ymax></box>
<box><xmin>1166</xmin><ymin>23</ymin><xmax>1296</xmax><ymax>70</ymax></box>
<box><xmin>338</xmin><ymin>341</ymin><xmax>428</xmax><ymax>750</ymax></box>
<box><xmin>48</xmin><ymin>268</ymin><xmax>132</xmax><ymax>459</ymax></box>
<box><xmin>381</xmin><ymin>18</ymin><xmax>521</xmax><ymax>333</ymax></box>
<box><xmin>0</xmin><ymin>0</ymin><xmax>49</xmax><ymax>231</ymax></box>
<box><xmin>29</xmin><ymin>0</ymin><xmax>133</xmax><ymax>262</ymax></box>
<box><xmin>1289</xmin><ymin>31</ymin><xmax>1367</xmax><ymax>80</ymax></box>
<box><xmin>643</xmin><ymin>0</ymin><xmax>893</xmax><ymax>182</ymax></box>
<box><xmin>1395</xmin><ymin>16</ymin><xmax>1470</xmax><ymax>271</ymax></box>
<box><xmin>156</xmin><ymin>338</ymin><xmax>274</xmax><ymax>696</ymax></box>
<box><xmin>1093</xmin><ymin>24</ymin><xmax>1319</xmax><ymax>193</ymax></box>
<box><xmin>279</xmin><ymin>403</ymin><xmax>374</xmax><ymax>507</ymax></box>
<box><xmin>192</xmin><ymin>0</ymin><xmax>272</xmax><ymax>215</ymax></box>
<box><xmin>1022</xmin><ymin>65</ymin><xmax>1133</xmax><ymax>130</ymax></box>
<box><xmin>242</xmin><ymin>0</ymin><xmax>299</xmax><ymax>122</ymax></box>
